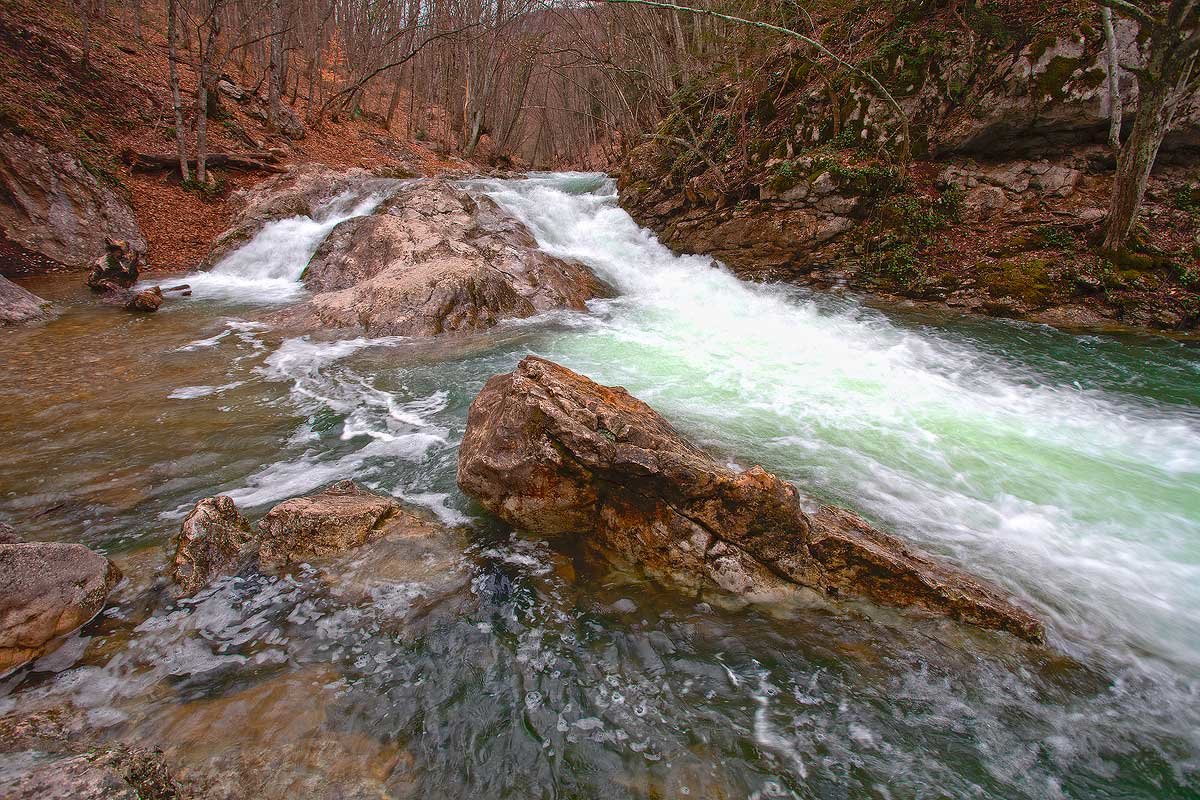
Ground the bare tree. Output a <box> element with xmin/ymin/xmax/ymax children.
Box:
<box><xmin>596</xmin><ymin>0</ymin><xmax>912</xmax><ymax>168</ymax></box>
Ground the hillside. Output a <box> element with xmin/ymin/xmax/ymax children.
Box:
<box><xmin>618</xmin><ymin>0</ymin><xmax>1200</xmax><ymax>331</ymax></box>
<box><xmin>0</xmin><ymin>0</ymin><xmax>463</xmax><ymax>275</ymax></box>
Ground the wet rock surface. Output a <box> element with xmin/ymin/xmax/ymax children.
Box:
<box><xmin>170</xmin><ymin>481</ymin><xmax>452</xmax><ymax>593</ymax></box>
<box><xmin>0</xmin><ymin>275</ymin><xmax>52</xmax><ymax>324</ymax></box>
<box><xmin>0</xmin><ymin>747</ymin><xmax>180</xmax><ymax>800</ymax></box>
<box><xmin>277</xmin><ymin>179</ymin><xmax>607</xmax><ymax>336</ymax></box>
<box><xmin>0</xmin><ymin>540</ymin><xmax>122</xmax><ymax>672</ymax></box>
<box><xmin>169</xmin><ymin>496</ymin><xmax>256</xmax><ymax>596</ymax></box>
<box><xmin>86</xmin><ymin>237</ymin><xmax>144</xmax><ymax>293</ymax></box>
<box><xmin>125</xmin><ymin>286</ymin><xmax>164</xmax><ymax>313</ymax></box>
<box><xmin>457</xmin><ymin>356</ymin><xmax>1045</xmax><ymax>642</ymax></box>
<box><xmin>0</xmin><ymin>709</ymin><xmax>191</xmax><ymax>799</ymax></box>
<box><xmin>0</xmin><ymin>132</ymin><xmax>145</xmax><ymax>268</ymax></box>
<box><xmin>256</xmin><ymin>480</ymin><xmax>428</xmax><ymax>567</ymax></box>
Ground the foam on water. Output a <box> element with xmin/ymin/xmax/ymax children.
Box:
<box><xmin>157</xmin><ymin>189</ymin><xmax>393</xmax><ymax>303</ymax></box>
<box><xmin>467</xmin><ymin>172</ymin><xmax>1200</xmax><ymax>669</ymax></box>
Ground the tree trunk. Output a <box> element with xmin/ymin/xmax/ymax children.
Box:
<box><xmin>1103</xmin><ymin>80</ymin><xmax>1171</xmax><ymax>251</ymax></box>
<box><xmin>1101</xmin><ymin>6</ymin><xmax>1122</xmax><ymax>151</ymax></box>
<box><xmin>268</xmin><ymin>0</ymin><xmax>283</xmax><ymax>129</ymax></box>
<box><xmin>196</xmin><ymin>81</ymin><xmax>210</xmax><ymax>185</ymax></box>
<box><xmin>79</xmin><ymin>0</ymin><xmax>92</xmax><ymax>69</ymax></box>
<box><xmin>167</xmin><ymin>0</ymin><xmax>189</xmax><ymax>182</ymax></box>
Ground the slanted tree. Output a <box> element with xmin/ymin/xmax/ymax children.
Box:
<box><xmin>1096</xmin><ymin>0</ymin><xmax>1200</xmax><ymax>251</ymax></box>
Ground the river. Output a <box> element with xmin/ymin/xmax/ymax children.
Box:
<box><xmin>1</xmin><ymin>172</ymin><xmax>1198</xmax><ymax>798</ymax></box>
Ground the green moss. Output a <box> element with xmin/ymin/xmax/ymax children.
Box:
<box><xmin>978</xmin><ymin>258</ymin><xmax>1055</xmax><ymax>306</ymax></box>
<box><xmin>1037</xmin><ymin>56</ymin><xmax>1084</xmax><ymax>102</ymax></box>
<box><xmin>1027</xmin><ymin>33</ymin><xmax>1060</xmax><ymax>64</ymax></box>
<box><xmin>1035</xmin><ymin>224</ymin><xmax>1075</xmax><ymax>250</ymax></box>
<box><xmin>1078</xmin><ymin>67</ymin><xmax>1107</xmax><ymax>92</ymax></box>
<box><xmin>1173</xmin><ymin>185</ymin><xmax>1200</xmax><ymax>215</ymax></box>
<box><xmin>1104</xmin><ymin>248</ymin><xmax>1169</xmax><ymax>272</ymax></box>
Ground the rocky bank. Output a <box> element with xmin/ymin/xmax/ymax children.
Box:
<box><xmin>618</xmin><ymin>5</ymin><xmax>1200</xmax><ymax>331</ymax></box>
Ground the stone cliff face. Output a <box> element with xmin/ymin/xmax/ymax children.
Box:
<box><xmin>0</xmin><ymin>132</ymin><xmax>145</xmax><ymax>270</ymax></box>
<box><xmin>618</xmin><ymin>7</ymin><xmax>1200</xmax><ymax>331</ymax></box>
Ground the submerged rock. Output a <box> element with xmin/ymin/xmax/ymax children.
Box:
<box><xmin>86</xmin><ymin>237</ymin><xmax>144</xmax><ymax>293</ymax></box>
<box><xmin>169</xmin><ymin>496</ymin><xmax>256</xmax><ymax>596</ymax></box>
<box><xmin>457</xmin><ymin>356</ymin><xmax>1045</xmax><ymax>643</ymax></box>
<box><xmin>0</xmin><ymin>541</ymin><xmax>122</xmax><ymax>672</ymax></box>
<box><xmin>0</xmin><ymin>747</ymin><xmax>180</xmax><ymax>799</ymax></box>
<box><xmin>0</xmin><ymin>275</ymin><xmax>52</xmax><ymax>324</ymax></box>
<box><xmin>277</xmin><ymin>179</ymin><xmax>607</xmax><ymax>336</ymax></box>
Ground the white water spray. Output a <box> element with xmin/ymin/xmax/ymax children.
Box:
<box><xmin>166</xmin><ymin>189</ymin><xmax>392</xmax><ymax>302</ymax></box>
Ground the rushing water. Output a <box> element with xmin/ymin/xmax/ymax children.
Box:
<box><xmin>1</xmin><ymin>173</ymin><xmax>1198</xmax><ymax>799</ymax></box>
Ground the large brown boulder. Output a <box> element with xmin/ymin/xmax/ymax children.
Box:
<box><xmin>276</xmin><ymin>179</ymin><xmax>607</xmax><ymax>337</ymax></box>
<box><xmin>457</xmin><ymin>356</ymin><xmax>1045</xmax><ymax>643</ymax></box>
<box><xmin>0</xmin><ymin>541</ymin><xmax>122</xmax><ymax>672</ymax></box>
<box><xmin>0</xmin><ymin>132</ymin><xmax>145</xmax><ymax>268</ymax></box>
<box><xmin>0</xmin><ymin>275</ymin><xmax>52</xmax><ymax>324</ymax></box>
<box><xmin>169</xmin><ymin>496</ymin><xmax>256</xmax><ymax>596</ymax></box>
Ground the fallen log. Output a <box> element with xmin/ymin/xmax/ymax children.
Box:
<box><xmin>122</xmin><ymin>150</ymin><xmax>287</xmax><ymax>174</ymax></box>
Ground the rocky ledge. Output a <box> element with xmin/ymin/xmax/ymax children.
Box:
<box><xmin>273</xmin><ymin>178</ymin><xmax>607</xmax><ymax>336</ymax></box>
<box><xmin>457</xmin><ymin>356</ymin><xmax>1044</xmax><ymax>643</ymax></box>
<box><xmin>0</xmin><ymin>275</ymin><xmax>53</xmax><ymax>324</ymax></box>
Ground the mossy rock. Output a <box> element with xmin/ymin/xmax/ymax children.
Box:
<box><xmin>1036</xmin><ymin>55</ymin><xmax>1084</xmax><ymax>102</ymax></box>
<box><xmin>1103</xmin><ymin>248</ymin><xmax>1172</xmax><ymax>272</ymax></box>
<box><xmin>978</xmin><ymin>258</ymin><xmax>1056</xmax><ymax>307</ymax></box>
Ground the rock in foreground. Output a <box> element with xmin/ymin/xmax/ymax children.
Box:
<box><xmin>170</xmin><ymin>481</ymin><xmax>448</xmax><ymax>594</ymax></box>
<box><xmin>457</xmin><ymin>356</ymin><xmax>1044</xmax><ymax>643</ymax></box>
<box><xmin>169</xmin><ymin>496</ymin><xmax>256</xmax><ymax>596</ymax></box>
<box><xmin>277</xmin><ymin>179</ymin><xmax>607</xmax><ymax>336</ymax></box>
<box><xmin>0</xmin><ymin>541</ymin><xmax>122</xmax><ymax>671</ymax></box>
<box><xmin>256</xmin><ymin>480</ymin><xmax>427</xmax><ymax>566</ymax></box>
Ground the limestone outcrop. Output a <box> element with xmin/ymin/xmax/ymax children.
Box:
<box><xmin>457</xmin><ymin>356</ymin><xmax>1045</xmax><ymax>643</ymax></box>
<box><xmin>0</xmin><ymin>132</ymin><xmax>145</xmax><ymax>268</ymax></box>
